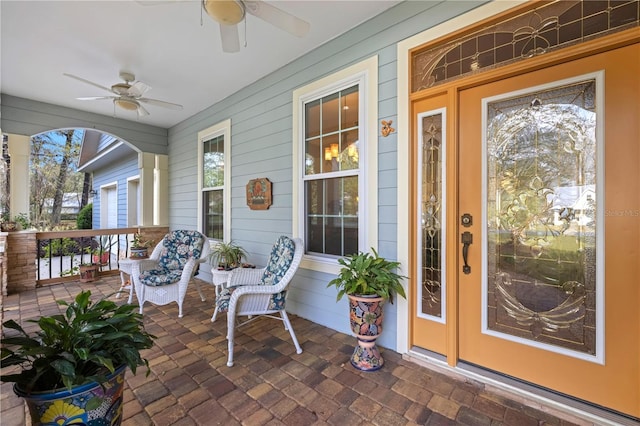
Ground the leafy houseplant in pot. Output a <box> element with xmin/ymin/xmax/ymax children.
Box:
<box><xmin>129</xmin><ymin>232</ymin><xmax>153</xmax><ymax>259</ymax></box>
<box><xmin>327</xmin><ymin>248</ymin><xmax>407</xmax><ymax>371</ymax></box>
<box><xmin>209</xmin><ymin>240</ymin><xmax>247</xmax><ymax>270</ymax></box>
<box><xmin>1</xmin><ymin>290</ymin><xmax>155</xmax><ymax>425</ymax></box>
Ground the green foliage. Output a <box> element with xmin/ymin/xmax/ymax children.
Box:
<box><xmin>77</xmin><ymin>203</ymin><xmax>93</xmax><ymax>229</ymax></box>
<box><xmin>14</xmin><ymin>213</ymin><xmax>31</xmax><ymax>230</ymax></box>
<box><xmin>41</xmin><ymin>237</ymin><xmax>79</xmax><ymax>258</ymax></box>
<box><xmin>327</xmin><ymin>248</ymin><xmax>407</xmax><ymax>304</ymax></box>
<box><xmin>209</xmin><ymin>240</ymin><xmax>247</xmax><ymax>270</ymax></box>
<box><xmin>0</xmin><ymin>290</ymin><xmax>155</xmax><ymax>393</ymax></box>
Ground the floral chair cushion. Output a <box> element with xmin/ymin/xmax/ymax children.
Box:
<box><xmin>139</xmin><ymin>268</ymin><xmax>183</xmax><ymax>287</ymax></box>
<box><xmin>158</xmin><ymin>230</ymin><xmax>204</xmax><ymax>271</ymax></box>
<box><xmin>139</xmin><ymin>230</ymin><xmax>204</xmax><ymax>287</ymax></box>
<box><xmin>216</xmin><ymin>236</ymin><xmax>295</xmax><ymax>312</ymax></box>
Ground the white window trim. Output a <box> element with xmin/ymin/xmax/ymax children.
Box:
<box><xmin>292</xmin><ymin>56</ymin><xmax>378</xmax><ymax>274</ymax></box>
<box><xmin>99</xmin><ymin>181</ymin><xmax>118</xmax><ymax>229</ymax></box>
<box><xmin>197</xmin><ymin>119</ymin><xmax>231</xmax><ymax>242</ymax></box>
<box><xmin>126</xmin><ymin>175</ymin><xmax>140</xmax><ymax>227</ymax></box>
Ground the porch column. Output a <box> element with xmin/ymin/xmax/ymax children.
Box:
<box><xmin>7</xmin><ymin>134</ymin><xmax>30</xmax><ymax>219</ymax></box>
<box><xmin>154</xmin><ymin>154</ymin><xmax>168</xmax><ymax>226</ymax></box>
<box><xmin>138</xmin><ymin>152</ymin><xmax>155</xmax><ymax>226</ymax></box>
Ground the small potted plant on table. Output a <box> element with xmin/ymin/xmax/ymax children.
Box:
<box><xmin>209</xmin><ymin>240</ymin><xmax>247</xmax><ymax>270</ymax></box>
<box><xmin>1</xmin><ymin>290</ymin><xmax>155</xmax><ymax>425</ymax></box>
<box><xmin>130</xmin><ymin>232</ymin><xmax>153</xmax><ymax>259</ymax></box>
<box><xmin>327</xmin><ymin>248</ymin><xmax>407</xmax><ymax>371</ymax></box>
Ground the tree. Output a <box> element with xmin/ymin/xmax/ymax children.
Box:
<box><xmin>30</xmin><ymin>130</ymin><xmax>85</xmax><ymax>227</ymax></box>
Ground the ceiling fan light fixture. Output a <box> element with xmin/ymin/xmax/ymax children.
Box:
<box><xmin>204</xmin><ymin>0</ymin><xmax>245</xmax><ymax>25</ymax></box>
<box><xmin>114</xmin><ymin>98</ymin><xmax>140</xmax><ymax>111</ymax></box>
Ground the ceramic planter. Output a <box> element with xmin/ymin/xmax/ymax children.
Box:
<box><xmin>129</xmin><ymin>247</ymin><xmax>148</xmax><ymax>259</ymax></box>
<box><xmin>347</xmin><ymin>294</ymin><xmax>386</xmax><ymax>371</ymax></box>
<box><xmin>14</xmin><ymin>364</ymin><xmax>126</xmax><ymax>426</ymax></box>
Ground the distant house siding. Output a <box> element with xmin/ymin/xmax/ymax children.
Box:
<box><xmin>166</xmin><ymin>1</ymin><xmax>486</xmax><ymax>350</ymax></box>
<box><xmin>92</xmin><ymin>153</ymin><xmax>138</xmax><ymax>229</ymax></box>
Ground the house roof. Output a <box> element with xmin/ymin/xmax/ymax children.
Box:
<box><xmin>0</xmin><ymin>1</ymin><xmax>401</xmax><ymax>129</ymax></box>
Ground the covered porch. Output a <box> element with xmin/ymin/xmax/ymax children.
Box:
<box><xmin>0</xmin><ymin>276</ymin><xmax>580</xmax><ymax>426</ymax></box>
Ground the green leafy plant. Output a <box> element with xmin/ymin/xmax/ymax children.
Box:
<box><xmin>209</xmin><ymin>240</ymin><xmax>247</xmax><ymax>270</ymax></box>
<box><xmin>76</xmin><ymin>203</ymin><xmax>93</xmax><ymax>229</ymax></box>
<box><xmin>13</xmin><ymin>213</ymin><xmax>31</xmax><ymax>230</ymax></box>
<box><xmin>327</xmin><ymin>248</ymin><xmax>407</xmax><ymax>303</ymax></box>
<box><xmin>0</xmin><ymin>290</ymin><xmax>155</xmax><ymax>393</ymax></box>
<box><xmin>131</xmin><ymin>232</ymin><xmax>153</xmax><ymax>249</ymax></box>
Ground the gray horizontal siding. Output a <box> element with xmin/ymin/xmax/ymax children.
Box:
<box><xmin>167</xmin><ymin>0</ymin><xmax>487</xmax><ymax>350</ymax></box>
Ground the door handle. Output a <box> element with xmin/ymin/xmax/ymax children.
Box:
<box><xmin>461</xmin><ymin>231</ymin><xmax>473</xmax><ymax>274</ymax></box>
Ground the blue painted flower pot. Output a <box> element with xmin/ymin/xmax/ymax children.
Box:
<box><xmin>14</xmin><ymin>365</ymin><xmax>126</xmax><ymax>426</ymax></box>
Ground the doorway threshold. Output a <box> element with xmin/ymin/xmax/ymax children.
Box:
<box><xmin>405</xmin><ymin>348</ymin><xmax>638</xmax><ymax>426</ymax></box>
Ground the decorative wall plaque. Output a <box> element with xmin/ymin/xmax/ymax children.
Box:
<box><xmin>246</xmin><ymin>178</ymin><xmax>272</xmax><ymax>210</ymax></box>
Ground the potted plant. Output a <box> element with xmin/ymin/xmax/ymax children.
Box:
<box><xmin>327</xmin><ymin>248</ymin><xmax>407</xmax><ymax>371</ymax></box>
<box><xmin>92</xmin><ymin>235</ymin><xmax>115</xmax><ymax>265</ymax></box>
<box><xmin>0</xmin><ymin>212</ymin><xmax>17</xmax><ymax>232</ymax></box>
<box><xmin>130</xmin><ymin>232</ymin><xmax>153</xmax><ymax>259</ymax></box>
<box><xmin>78</xmin><ymin>262</ymin><xmax>99</xmax><ymax>282</ymax></box>
<box><xmin>0</xmin><ymin>290</ymin><xmax>155</xmax><ymax>425</ymax></box>
<box><xmin>209</xmin><ymin>240</ymin><xmax>247</xmax><ymax>270</ymax></box>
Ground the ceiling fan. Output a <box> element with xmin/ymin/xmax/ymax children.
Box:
<box><xmin>204</xmin><ymin>0</ymin><xmax>310</xmax><ymax>52</ymax></box>
<box><xmin>63</xmin><ymin>71</ymin><xmax>183</xmax><ymax>117</ymax></box>
<box><xmin>140</xmin><ymin>0</ymin><xmax>310</xmax><ymax>53</ymax></box>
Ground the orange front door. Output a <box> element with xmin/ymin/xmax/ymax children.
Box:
<box><xmin>457</xmin><ymin>43</ymin><xmax>639</xmax><ymax>417</ymax></box>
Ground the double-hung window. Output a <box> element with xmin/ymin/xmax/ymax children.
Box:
<box><xmin>198</xmin><ymin>119</ymin><xmax>231</xmax><ymax>241</ymax></box>
<box><xmin>304</xmin><ymin>85</ymin><xmax>360</xmax><ymax>256</ymax></box>
<box><xmin>293</xmin><ymin>57</ymin><xmax>378</xmax><ymax>271</ymax></box>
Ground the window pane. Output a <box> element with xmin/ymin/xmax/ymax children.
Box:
<box><xmin>339</xmin><ymin>129</ymin><xmax>359</xmax><ymax>171</ymax></box>
<box><xmin>305</xmin><ymin>176</ymin><xmax>358</xmax><ymax>256</ymax></box>
<box><xmin>322</xmin><ymin>134</ymin><xmax>340</xmax><ymax>173</ymax></box>
<box><xmin>341</xmin><ymin>85</ymin><xmax>359</xmax><ymax>128</ymax></box>
<box><xmin>305</xmin><ymin>137</ymin><xmax>320</xmax><ymax>175</ymax></box>
<box><xmin>203</xmin><ymin>189</ymin><xmax>223</xmax><ymax>239</ymax></box>
<box><xmin>305</xmin><ymin>100</ymin><xmax>320</xmax><ymax>139</ymax></box>
<box><xmin>203</xmin><ymin>135</ymin><xmax>224</xmax><ymax>188</ymax></box>
<box><xmin>321</xmin><ymin>93</ymin><xmax>340</xmax><ymax>134</ymax></box>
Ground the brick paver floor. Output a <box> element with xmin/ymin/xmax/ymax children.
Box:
<box><xmin>1</xmin><ymin>276</ymin><xmax>594</xmax><ymax>425</ymax></box>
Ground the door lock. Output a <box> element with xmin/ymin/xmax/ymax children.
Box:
<box><xmin>461</xmin><ymin>213</ymin><xmax>473</xmax><ymax>227</ymax></box>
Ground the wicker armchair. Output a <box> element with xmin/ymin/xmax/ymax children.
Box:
<box><xmin>132</xmin><ymin>230</ymin><xmax>210</xmax><ymax>318</ymax></box>
<box><xmin>214</xmin><ymin>236</ymin><xmax>303</xmax><ymax>366</ymax></box>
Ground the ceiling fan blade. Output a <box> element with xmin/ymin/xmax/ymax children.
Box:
<box><xmin>127</xmin><ymin>81</ymin><xmax>151</xmax><ymax>98</ymax></box>
<box><xmin>138</xmin><ymin>97</ymin><xmax>184</xmax><ymax>110</ymax></box>
<box><xmin>64</xmin><ymin>73</ymin><xmax>114</xmax><ymax>94</ymax></box>
<box><xmin>137</xmin><ymin>104</ymin><xmax>150</xmax><ymax>117</ymax></box>
<box><xmin>76</xmin><ymin>96</ymin><xmax>116</xmax><ymax>101</ymax></box>
<box><xmin>244</xmin><ymin>0</ymin><xmax>310</xmax><ymax>37</ymax></box>
<box><xmin>219</xmin><ymin>23</ymin><xmax>240</xmax><ymax>53</ymax></box>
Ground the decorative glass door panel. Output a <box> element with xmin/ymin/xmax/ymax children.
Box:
<box><xmin>418</xmin><ymin>109</ymin><xmax>445</xmax><ymax>321</ymax></box>
<box><xmin>457</xmin><ymin>45</ymin><xmax>639</xmax><ymax>417</ymax></box>
<box><xmin>483</xmin><ymin>76</ymin><xmax>601</xmax><ymax>360</ymax></box>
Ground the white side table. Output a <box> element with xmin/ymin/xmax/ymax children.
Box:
<box><xmin>117</xmin><ymin>258</ymin><xmax>145</xmax><ymax>304</ymax></box>
<box><xmin>211</xmin><ymin>268</ymin><xmax>232</xmax><ymax>322</ymax></box>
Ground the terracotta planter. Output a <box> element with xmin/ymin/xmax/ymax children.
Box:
<box><xmin>79</xmin><ymin>264</ymin><xmax>99</xmax><ymax>283</ymax></box>
<box><xmin>93</xmin><ymin>252</ymin><xmax>110</xmax><ymax>265</ymax></box>
<box><xmin>347</xmin><ymin>294</ymin><xmax>386</xmax><ymax>371</ymax></box>
<box><xmin>14</xmin><ymin>364</ymin><xmax>126</xmax><ymax>426</ymax></box>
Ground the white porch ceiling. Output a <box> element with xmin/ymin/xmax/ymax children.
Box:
<box><xmin>1</xmin><ymin>0</ymin><xmax>401</xmax><ymax>129</ymax></box>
